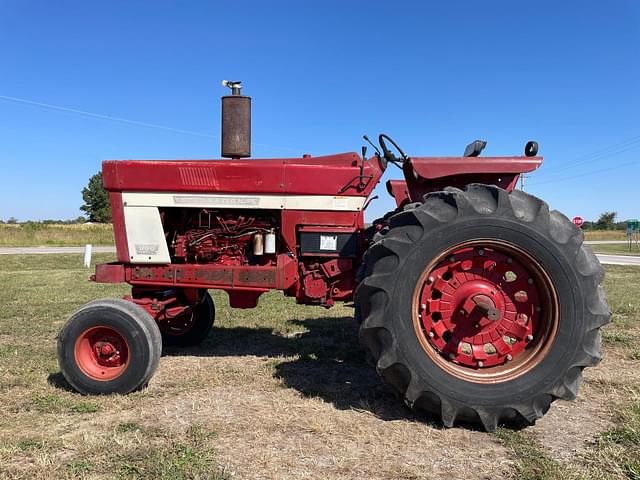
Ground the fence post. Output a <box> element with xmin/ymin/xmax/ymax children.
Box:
<box><xmin>84</xmin><ymin>244</ymin><xmax>92</xmax><ymax>268</ymax></box>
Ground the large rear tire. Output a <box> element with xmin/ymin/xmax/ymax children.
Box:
<box><xmin>57</xmin><ymin>299</ymin><xmax>162</xmax><ymax>395</ymax></box>
<box><xmin>356</xmin><ymin>184</ymin><xmax>610</xmax><ymax>431</ymax></box>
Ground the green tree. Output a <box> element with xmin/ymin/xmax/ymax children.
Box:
<box><xmin>80</xmin><ymin>172</ymin><xmax>111</xmax><ymax>223</ymax></box>
<box><xmin>595</xmin><ymin>211</ymin><xmax>617</xmax><ymax>230</ymax></box>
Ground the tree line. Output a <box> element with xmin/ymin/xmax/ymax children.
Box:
<box><xmin>581</xmin><ymin>212</ymin><xmax>629</xmax><ymax>231</ymax></box>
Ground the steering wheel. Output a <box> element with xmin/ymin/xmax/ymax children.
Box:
<box><xmin>378</xmin><ymin>134</ymin><xmax>408</xmax><ymax>168</ymax></box>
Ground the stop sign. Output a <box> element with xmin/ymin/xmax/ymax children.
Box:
<box><xmin>572</xmin><ymin>216</ymin><xmax>584</xmax><ymax>228</ymax></box>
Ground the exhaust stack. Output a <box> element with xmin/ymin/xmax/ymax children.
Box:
<box><xmin>221</xmin><ymin>80</ymin><xmax>251</xmax><ymax>158</ymax></box>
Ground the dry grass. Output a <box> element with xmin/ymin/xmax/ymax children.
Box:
<box><xmin>0</xmin><ymin>224</ymin><xmax>114</xmax><ymax>247</ymax></box>
<box><xmin>584</xmin><ymin>230</ymin><xmax>627</xmax><ymax>241</ymax></box>
<box><xmin>0</xmin><ymin>254</ymin><xmax>638</xmax><ymax>479</ymax></box>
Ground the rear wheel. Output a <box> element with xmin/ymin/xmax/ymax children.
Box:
<box><xmin>356</xmin><ymin>184</ymin><xmax>610</xmax><ymax>431</ymax></box>
<box><xmin>57</xmin><ymin>299</ymin><xmax>162</xmax><ymax>394</ymax></box>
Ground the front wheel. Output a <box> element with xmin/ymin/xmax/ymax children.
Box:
<box><xmin>57</xmin><ymin>298</ymin><xmax>162</xmax><ymax>394</ymax></box>
<box><xmin>356</xmin><ymin>184</ymin><xmax>611</xmax><ymax>431</ymax></box>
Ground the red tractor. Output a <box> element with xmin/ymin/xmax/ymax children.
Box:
<box><xmin>57</xmin><ymin>81</ymin><xmax>610</xmax><ymax>431</ymax></box>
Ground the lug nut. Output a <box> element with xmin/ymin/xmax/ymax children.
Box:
<box><xmin>449</xmin><ymin>256</ymin><xmax>455</xmax><ymax>262</ymax></box>
<box><xmin>448</xmin><ymin>353</ymin><xmax>455</xmax><ymax>359</ymax></box>
<box><xmin>535</xmin><ymin>306</ymin><xmax>541</xmax><ymax>312</ymax></box>
<box><xmin>428</xmin><ymin>276</ymin><xmax>434</xmax><ymax>284</ymax></box>
<box><xmin>428</xmin><ymin>331</ymin><xmax>434</xmax><ymax>338</ymax></box>
<box><xmin>478</xmin><ymin>249</ymin><xmax>485</xmax><ymax>256</ymax></box>
<box><xmin>459</xmin><ymin>309</ymin><xmax>465</xmax><ymax>315</ymax></box>
<box><xmin>506</xmin><ymin>258</ymin><xmax>513</xmax><ymax>264</ymax></box>
<box><xmin>478</xmin><ymin>361</ymin><xmax>484</xmax><ymax>367</ymax></box>
<box><xmin>526</xmin><ymin>335</ymin><xmax>534</xmax><ymax>341</ymax></box>
<box><xmin>527</xmin><ymin>278</ymin><xmax>534</xmax><ymax>285</ymax></box>
<box><xmin>421</xmin><ymin>303</ymin><xmax>427</xmax><ymax>310</ymax></box>
<box><xmin>506</xmin><ymin>354</ymin><xmax>513</xmax><ymax>361</ymax></box>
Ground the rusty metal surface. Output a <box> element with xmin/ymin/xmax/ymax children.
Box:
<box><xmin>221</xmin><ymin>95</ymin><xmax>251</xmax><ymax>158</ymax></box>
<box><xmin>128</xmin><ymin>260</ymin><xmax>291</xmax><ymax>290</ymax></box>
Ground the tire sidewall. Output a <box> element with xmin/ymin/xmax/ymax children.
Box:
<box><xmin>386</xmin><ymin>215</ymin><xmax>585</xmax><ymax>407</ymax></box>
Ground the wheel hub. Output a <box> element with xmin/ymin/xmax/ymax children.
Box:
<box><xmin>417</xmin><ymin>244</ymin><xmax>544</xmax><ymax>370</ymax></box>
<box><xmin>74</xmin><ymin>327</ymin><xmax>130</xmax><ymax>381</ymax></box>
<box><xmin>93</xmin><ymin>339</ymin><xmax>123</xmax><ymax>367</ymax></box>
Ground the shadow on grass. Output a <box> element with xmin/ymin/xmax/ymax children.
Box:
<box><xmin>47</xmin><ymin>371</ymin><xmax>75</xmax><ymax>392</ymax></box>
<box><xmin>163</xmin><ymin>315</ymin><xmax>440</xmax><ymax>425</ymax></box>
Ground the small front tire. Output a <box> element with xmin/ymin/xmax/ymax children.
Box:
<box><xmin>57</xmin><ymin>298</ymin><xmax>162</xmax><ymax>395</ymax></box>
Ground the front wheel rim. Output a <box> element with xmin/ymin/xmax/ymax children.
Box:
<box><xmin>412</xmin><ymin>239</ymin><xmax>559</xmax><ymax>384</ymax></box>
<box><xmin>74</xmin><ymin>326</ymin><xmax>130</xmax><ymax>381</ymax></box>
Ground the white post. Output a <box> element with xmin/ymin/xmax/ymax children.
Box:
<box><xmin>84</xmin><ymin>244</ymin><xmax>92</xmax><ymax>268</ymax></box>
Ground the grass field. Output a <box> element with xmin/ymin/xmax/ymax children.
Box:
<box><xmin>0</xmin><ymin>224</ymin><xmax>114</xmax><ymax>247</ymax></box>
<box><xmin>0</xmin><ymin>254</ymin><xmax>638</xmax><ymax>479</ymax></box>
<box><xmin>591</xmin><ymin>242</ymin><xmax>640</xmax><ymax>256</ymax></box>
<box><xmin>584</xmin><ymin>230</ymin><xmax>628</xmax><ymax>241</ymax></box>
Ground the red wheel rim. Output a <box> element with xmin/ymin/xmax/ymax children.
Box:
<box><xmin>412</xmin><ymin>239</ymin><xmax>559</xmax><ymax>383</ymax></box>
<box><xmin>74</xmin><ymin>326</ymin><xmax>130</xmax><ymax>381</ymax></box>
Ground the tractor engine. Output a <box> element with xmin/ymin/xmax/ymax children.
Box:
<box><xmin>162</xmin><ymin>208</ymin><xmax>278</xmax><ymax>266</ymax></box>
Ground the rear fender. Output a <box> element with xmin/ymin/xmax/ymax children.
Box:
<box><xmin>400</xmin><ymin>156</ymin><xmax>542</xmax><ymax>202</ymax></box>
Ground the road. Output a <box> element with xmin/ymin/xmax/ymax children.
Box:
<box><xmin>0</xmin><ymin>246</ymin><xmax>116</xmax><ymax>255</ymax></box>
<box><xmin>0</xmin><ymin>245</ymin><xmax>639</xmax><ymax>266</ymax></box>
<box><xmin>595</xmin><ymin>254</ymin><xmax>640</xmax><ymax>266</ymax></box>
<box><xmin>584</xmin><ymin>240</ymin><xmax>629</xmax><ymax>245</ymax></box>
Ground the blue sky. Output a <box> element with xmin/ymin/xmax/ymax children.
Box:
<box><xmin>1</xmin><ymin>0</ymin><xmax>638</xmax><ymax>222</ymax></box>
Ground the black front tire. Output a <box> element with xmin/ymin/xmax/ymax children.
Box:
<box><xmin>356</xmin><ymin>184</ymin><xmax>611</xmax><ymax>431</ymax></box>
<box><xmin>57</xmin><ymin>298</ymin><xmax>162</xmax><ymax>395</ymax></box>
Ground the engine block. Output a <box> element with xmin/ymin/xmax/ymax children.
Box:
<box><xmin>163</xmin><ymin>209</ymin><xmax>277</xmax><ymax>266</ymax></box>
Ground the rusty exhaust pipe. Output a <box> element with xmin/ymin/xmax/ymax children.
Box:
<box><xmin>221</xmin><ymin>80</ymin><xmax>251</xmax><ymax>158</ymax></box>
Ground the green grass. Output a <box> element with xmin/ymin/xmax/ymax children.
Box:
<box><xmin>496</xmin><ymin>430</ymin><xmax>571</xmax><ymax>480</ymax></box>
<box><xmin>30</xmin><ymin>393</ymin><xmax>99</xmax><ymax>414</ymax></box>
<box><xmin>595</xmin><ymin>395</ymin><xmax>640</xmax><ymax>479</ymax></box>
<box><xmin>602</xmin><ymin>265</ymin><xmax>640</xmax><ymax>361</ymax></box>
<box><xmin>112</xmin><ymin>424</ymin><xmax>226</xmax><ymax>480</ymax></box>
<box><xmin>591</xmin><ymin>242</ymin><xmax>640</xmax><ymax>256</ymax></box>
<box><xmin>0</xmin><ymin>223</ymin><xmax>114</xmax><ymax>247</ymax></box>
